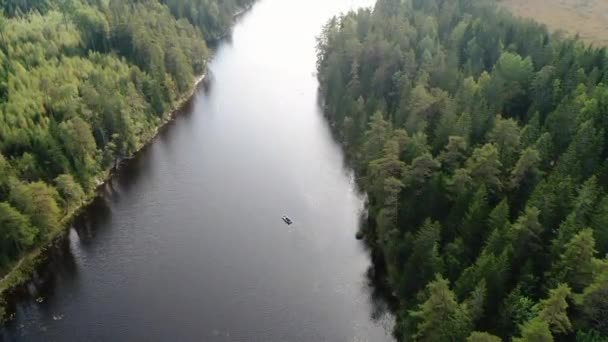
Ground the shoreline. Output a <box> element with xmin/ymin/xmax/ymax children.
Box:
<box><xmin>0</xmin><ymin>2</ymin><xmax>255</xmax><ymax>322</ymax></box>
<box><xmin>0</xmin><ymin>72</ymin><xmax>207</xmax><ymax>323</ymax></box>
<box><xmin>0</xmin><ymin>1</ymin><xmax>255</xmax><ymax>326</ymax></box>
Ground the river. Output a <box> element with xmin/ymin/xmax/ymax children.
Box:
<box><xmin>2</xmin><ymin>0</ymin><xmax>394</xmax><ymax>340</ymax></box>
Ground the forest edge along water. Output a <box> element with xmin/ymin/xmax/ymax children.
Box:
<box><xmin>0</xmin><ymin>71</ymin><xmax>207</xmax><ymax>324</ymax></box>
<box><xmin>0</xmin><ymin>0</ymin><xmax>257</xmax><ymax>313</ymax></box>
<box><xmin>1</xmin><ymin>0</ymin><xmax>259</xmax><ymax>314</ymax></box>
<box><xmin>0</xmin><ymin>1</ymin><xmax>251</xmax><ymax>325</ymax></box>
<box><xmin>2</xmin><ymin>0</ymin><xmax>395</xmax><ymax>340</ymax></box>
<box><xmin>317</xmin><ymin>0</ymin><xmax>608</xmax><ymax>340</ymax></box>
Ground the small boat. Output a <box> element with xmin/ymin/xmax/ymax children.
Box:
<box><xmin>282</xmin><ymin>216</ymin><xmax>293</xmax><ymax>225</ymax></box>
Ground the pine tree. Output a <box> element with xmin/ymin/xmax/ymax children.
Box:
<box><xmin>509</xmin><ymin>148</ymin><xmax>541</xmax><ymax>190</ymax></box>
<box><xmin>487</xmin><ymin>115</ymin><xmax>521</xmax><ymax>168</ymax></box>
<box><xmin>500</xmin><ymin>286</ymin><xmax>538</xmax><ymax>337</ymax></box>
<box><xmin>403</xmin><ymin>220</ymin><xmax>444</xmax><ymax>295</ymax></box>
<box><xmin>508</xmin><ymin>207</ymin><xmax>543</xmax><ymax>263</ymax></box>
<box><xmin>537</xmin><ymin>284</ymin><xmax>573</xmax><ymax>335</ymax></box>
<box><xmin>467</xmin><ymin>331</ymin><xmax>502</xmax><ymax>342</ymax></box>
<box><xmin>466</xmin><ymin>144</ymin><xmax>502</xmax><ymax>192</ymax></box>
<box><xmin>485</xmin><ymin>199</ymin><xmax>510</xmax><ymax>253</ymax></box>
<box><xmin>552</xmin><ymin>177</ymin><xmax>601</xmax><ymax>257</ymax></box>
<box><xmin>0</xmin><ymin>202</ymin><xmax>36</xmax><ymax>255</ymax></box>
<box><xmin>548</xmin><ymin>229</ymin><xmax>597</xmax><ymax>292</ymax></box>
<box><xmin>460</xmin><ymin>186</ymin><xmax>489</xmax><ymax>257</ymax></box>
<box><xmin>410</xmin><ymin>274</ymin><xmax>472</xmax><ymax>341</ymax></box>
<box><xmin>514</xmin><ymin>317</ymin><xmax>554</xmax><ymax>342</ymax></box>
<box><xmin>591</xmin><ymin>195</ymin><xmax>608</xmax><ymax>256</ymax></box>
<box><xmin>578</xmin><ymin>268</ymin><xmax>608</xmax><ymax>335</ymax></box>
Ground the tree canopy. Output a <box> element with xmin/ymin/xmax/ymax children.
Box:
<box><xmin>0</xmin><ymin>0</ymin><xmax>253</xmax><ymax>274</ymax></box>
<box><xmin>317</xmin><ymin>0</ymin><xmax>608</xmax><ymax>339</ymax></box>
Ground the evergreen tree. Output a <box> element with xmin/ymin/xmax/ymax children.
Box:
<box><xmin>578</xmin><ymin>268</ymin><xmax>608</xmax><ymax>335</ymax></box>
<box><xmin>537</xmin><ymin>284</ymin><xmax>573</xmax><ymax>335</ymax></box>
<box><xmin>548</xmin><ymin>229</ymin><xmax>597</xmax><ymax>292</ymax></box>
<box><xmin>410</xmin><ymin>274</ymin><xmax>472</xmax><ymax>342</ymax></box>
<box><xmin>0</xmin><ymin>0</ymin><xmax>252</xmax><ymax>290</ymax></box>
<box><xmin>514</xmin><ymin>318</ymin><xmax>554</xmax><ymax>342</ymax></box>
<box><xmin>402</xmin><ymin>220</ymin><xmax>444</xmax><ymax>296</ymax></box>
<box><xmin>467</xmin><ymin>331</ymin><xmax>502</xmax><ymax>342</ymax></box>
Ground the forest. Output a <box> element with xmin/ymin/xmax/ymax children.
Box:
<box><xmin>0</xmin><ymin>0</ymin><xmax>252</xmax><ymax>278</ymax></box>
<box><xmin>317</xmin><ymin>0</ymin><xmax>608</xmax><ymax>340</ymax></box>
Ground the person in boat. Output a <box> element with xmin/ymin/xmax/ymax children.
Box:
<box><xmin>282</xmin><ymin>216</ymin><xmax>293</xmax><ymax>225</ymax></box>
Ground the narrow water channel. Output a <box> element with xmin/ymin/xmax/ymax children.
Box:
<box><xmin>2</xmin><ymin>0</ymin><xmax>394</xmax><ymax>340</ymax></box>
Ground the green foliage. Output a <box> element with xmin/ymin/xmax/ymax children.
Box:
<box><xmin>487</xmin><ymin>115</ymin><xmax>520</xmax><ymax>168</ymax></box>
<box><xmin>467</xmin><ymin>331</ymin><xmax>502</xmax><ymax>342</ymax></box>
<box><xmin>316</xmin><ymin>0</ymin><xmax>608</xmax><ymax>339</ymax></box>
<box><xmin>537</xmin><ymin>284</ymin><xmax>573</xmax><ymax>335</ymax></box>
<box><xmin>500</xmin><ymin>286</ymin><xmax>538</xmax><ymax>337</ymax></box>
<box><xmin>400</xmin><ymin>220</ymin><xmax>443</xmax><ymax>296</ymax></box>
<box><xmin>576</xmin><ymin>330</ymin><xmax>608</xmax><ymax>342</ymax></box>
<box><xmin>0</xmin><ymin>202</ymin><xmax>36</xmax><ymax>269</ymax></box>
<box><xmin>409</xmin><ymin>274</ymin><xmax>473</xmax><ymax>341</ymax></box>
<box><xmin>514</xmin><ymin>318</ymin><xmax>554</xmax><ymax>342</ymax></box>
<box><xmin>548</xmin><ymin>229</ymin><xmax>598</xmax><ymax>292</ymax></box>
<box><xmin>54</xmin><ymin>174</ymin><xmax>85</xmax><ymax>211</ymax></box>
<box><xmin>509</xmin><ymin>147</ymin><xmax>540</xmax><ymax>190</ymax></box>
<box><xmin>9</xmin><ymin>181</ymin><xmax>60</xmax><ymax>239</ymax></box>
<box><xmin>0</xmin><ymin>0</ymin><xmax>251</xmax><ymax>280</ymax></box>
<box><xmin>591</xmin><ymin>196</ymin><xmax>608</xmax><ymax>255</ymax></box>
<box><xmin>161</xmin><ymin>0</ymin><xmax>252</xmax><ymax>42</ymax></box>
<box><xmin>465</xmin><ymin>144</ymin><xmax>502</xmax><ymax>192</ymax></box>
<box><xmin>578</xmin><ymin>268</ymin><xmax>608</xmax><ymax>335</ymax></box>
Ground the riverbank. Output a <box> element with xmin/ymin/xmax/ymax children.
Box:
<box><xmin>0</xmin><ymin>72</ymin><xmax>208</xmax><ymax>323</ymax></box>
<box><xmin>0</xmin><ymin>0</ymin><xmax>260</xmax><ymax>322</ymax></box>
<box><xmin>2</xmin><ymin>1</ymin><xmax>394</xmax><ymax>338</ymax></box>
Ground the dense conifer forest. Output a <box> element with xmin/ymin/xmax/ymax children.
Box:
<box><xmin>0</xmin><ymin>0</ymin><xmax>252</xmax><ymax>277</ymax></box>
<box><xmin>317</xmin><ymin>0</ymin><xmax>608</xmax><ymax>340</ymax></box>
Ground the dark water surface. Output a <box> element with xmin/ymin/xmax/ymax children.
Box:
<box><xmin>2</xmin><ymin>0</ymin><xmax>395</xmax><ymax>340</ymax></box>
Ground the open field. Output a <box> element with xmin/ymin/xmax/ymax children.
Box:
<box><xmin>498</xmin><ymin>0</ymin><xmax>608</xmax><ymax>46</ymax></box>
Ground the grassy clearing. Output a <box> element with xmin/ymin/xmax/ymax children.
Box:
<box><xmin>498</xmin><ymin>0</ymin><xmax>608</xmax><ymax>46</ymax></box>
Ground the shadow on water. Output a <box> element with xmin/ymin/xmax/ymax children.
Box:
<box><xmin>1</xmin><ymin>24</ymin><xmax>220</xmax><ymax>336</ymax></box>
<box><xmin>357</xmin><ymin>208</ymin><xmax>400</xmax><ymax>329</ymax></box>
<box><xmin>365</xmin><ymin>261</ymin><xmax>399</xmax><ymax>316</ymax></box>
<box><xmin>111</xmin><ymin>78</ymin><xmax>208</xmax><ymax>195</ymax></box>
<box><xmin>71</xmin><ymin>196</ymin><xmax>112</xmax><ymax>246</ymax></box>
<box><xmin>205</xmin><ymin>4</ymin><xmax>253</xmax><ymax>50</ymax></box>
<box><xmin>313</xmin><ymin>87</ymin><xmax>364</xmax><ymax>182</ymax></box>
<box><xmin>313</xmin><ymin>65</ymin><xmax>398</xmax><ymax>331</ymax></box>
<box><xmin>1</xmin><ymin>70</ymin><xmax>217</xmax><ymax>335</ymax></box>
<box><xmin>3</xmin><ymin>196</ymin><xmax>114</xmax><ymax>320</ymax></box>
